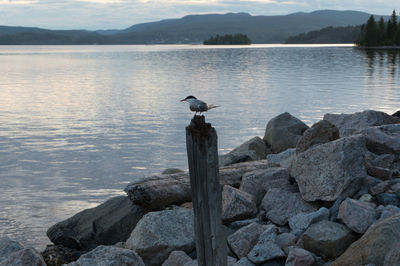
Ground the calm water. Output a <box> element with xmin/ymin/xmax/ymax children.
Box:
<box><xmin>0</xmin><ymin>44</ymin><xmax>399</xmax><ymax>250</ymax></box>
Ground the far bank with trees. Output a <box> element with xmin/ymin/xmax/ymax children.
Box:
<box><xmin>203</xmin><ymin>34</ymin><xmax>251</xmax><ymax>45</ymax></box>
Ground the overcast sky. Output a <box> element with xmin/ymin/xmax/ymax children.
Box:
<box><xmin>0</xmin><ymin>0</ymin><xmax>398</xmax><ymax>30</ymax></box>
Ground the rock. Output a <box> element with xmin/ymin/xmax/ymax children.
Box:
<box><xmin>362</xmin><ymin>124</ymin><xmax>400</xmax><ymax>155</ymax></box>
<box><xmin>383</xmin><ymin>243</ymin><xmax>400</xmax><ymax>266</ymax></box>
<box><xmin>186</xmin><ymin>257</ymin><xmax>236</xmax><ymax>266</ymax></box>
<box><xmin>302</xmin><ymin>220</ymin><xmax>356</xmax><ymax>260</ymax></box>
<box><xmin>263</xmin><ymin>112</ymin><xmax>309</xmax><ymax>154</ymax></box>
<box><xmin>285</xmin><ymin>247</ymin><xmax>315</xmax><ymax>266</ymax></box>
<box><xmin>47</xmin><ymin>196</ymin><xmax>145</xmax><ymax>250</ymax></box>
<box><xmin>0</xmin><ymin>247</ymin><xmax>46</xmax><ymax>266</ymax></box>
<box><xmin>228</xmin><ymin>218</ymin><xmax>260</xmax><ymax>231</ymax></box>
<box><xmin>233</xmin><ymin>257</ymin><xmax>256</xmax><ymax>266</ymax></box>
<box><xmin>162</xmin><ymin>250</ymin><xmax>192</xmax><ymax>266</ymax></box>
<box><xmin>66</xmin><ymin>245</ymin><xmax>144</xmax><ymax>266</ymax></box>
<box><xmin>220</xmin><ymin>137</ymin><xmax>271</xmax><ymax>166</ymax></box>
<box><xmin>266</xmin><ymin>148</ymin><xmax>297</xmax><ymax>168</ymax></box>
<box><xmin>227</xmin><ymin>222</ymin><xmax>267</xmax><ymax>259</ymax></box>
<box><xmin>369</xmin><ymin>180</ymin><xmax>390</xmax><ymax>195</ymax></box>
<box><xmin>275</xmin><ymin>233</ymin><xmax>296</xmax><ymax>253</ymax></box>
<box><xmin>126</xmin><ymin>208</ymin><xmax>195</xmax><ymax>266</ymax></box>
<box><xmin>247</xmin><ymin>225</ymin><xmax>285</xmax><ymax>264</ymax></box>
<box><xmin>331</xmin><ymin>213</ymin><xmax>400</xmax><ymax>266</ymax></box>
<box><xmin>288</xmin><ymin>207</ymin><xmax>330</xmax><ymax>235</ymax></box>
<box><xmin>296</xmin><ymin>120</ymin><xmax>339</xmax><ymax>153</ymax></box>
<box><xmin>376</xmin><ymin>205</ymin><xmax>400</xmax><ymax>222</ymax></box>
<box><xmin>162</xmin><ymin>168</ymin><xmax>184</xmax><ymax>175</ymax></box>
<box><xmin>41</xmin><ymin>245</ymin><xmax>83</xmax><ymax>266</ymax></box>
<box><xmin>240</xmin><ymin>167</ymin><xmax>292</xmax><ymax>205</ymax></box>
<box><xmin>0</xmin><ymin>237</ymin><xmax>24</xmax><ymax>261</ymax></box>
<box><xmin>359</xmin><ymin>193</ymin><xmax>373</xmax><ymax>202</ymax></box>
<box><xmin>261</xmin><ymin>188</ymin><xmax>316</xmax><ymax>226</ymax></box>
<box><xmin>376</xmin><ymin>193</ymin><xmax>399</xmax><ymax>206</ymax></box>
<box><xmin>367</xmin><ymin>166</ymin><xmax>392</xmax><ymax>180</ymax></box>
<box><xmin>323</xmin><ymin>110</ymin><xmax>400</xmax><ymax>137</ymax></box>
<box><xmin>338</xmin><ymin>198</ymin><xmax>376</xmax><ymax>234</ymax></box>
<box><xmin>290</xmin><ymin>135</ymin><xmax>367</xmax><ymax>201</ymax></box>
<box><xmin>369</xmin><ymin>154</ymin><xmax>395</xmax><ymax>169</ymax></box>
<box><xmin>222</xmin><ymin>185</ymin><xmax>257</xmax><ymax>223</ymax></box>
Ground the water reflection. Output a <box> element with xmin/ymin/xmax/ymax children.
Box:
<box><xmin>0</xmin><ymin>45</ymin><xmax>399</xmax><ymax>250</ymax></box>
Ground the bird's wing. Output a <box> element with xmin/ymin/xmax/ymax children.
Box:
<box><xmin>197</xmin><ymin>101</ymin><xmax>208</xmax><ymax>112</ymax></box>
<box><xmin>207</xmin><ymin>104</ymin><xmax>220</xmax><ymax>110</ymax></box>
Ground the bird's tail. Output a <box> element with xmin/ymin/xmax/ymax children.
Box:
<box><xmin>207</xmin><ymin>104</ymin><xmax>220</xmax><ymax>110</ymax></box>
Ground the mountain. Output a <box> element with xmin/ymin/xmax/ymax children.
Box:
<box><xmin>285</xmin><ymin>25</ymin><xmax>362</xmax><ymax>44</ymax></box>
<box><xmin>0</xmin><ymin>10</ymin><xmax>378</xmax><ymax>44</ymax></box>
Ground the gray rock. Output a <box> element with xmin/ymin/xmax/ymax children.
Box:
<box><xmin>222</xmin><ymin>185</ymin><xmax>258</xmax><ymax>223</ymax></box>
<box><xmin>275</xmin><ymin>233</ymin><xmax>296</xmax><ymax>253</ymax></box>
<box><xmin>302</xmin><ymin>220</ymin><xmax>356</xmax><ymax>260</ymax></box>
<box><xmin>376</xmin><ymin>193</ymin><xmax>399</xmax><ymax>207</ymax></box>
<box><xmin>263</xmin><ymin>112</ymin><xmax>309</xmax><ymax>154</ymax></box>
<box><xmin>41</xmin><ymin>244</ymin><xmax>83</xmax><ymax>266</ymax></box>
<box><xmin>331</xmin><ymin>213</ymin><xmax>400</xmax><ymax>266</ymax></box>
<box><xmin>0</xmin><ymin>248</ymin><xmax>46</xmax><ymax>266</ymax></box>
<box><xmin>228</xmin><ymin>218</ymin><xmax>260</xmax><ymax>231</ymax></box>
<box><xmin>0</xmin><ymin>237</ymin><xmax>24</xmax><ymax>261</ymax></box>
<box><xmin>362</xmin><ymin>124</ymin><xmax>400</xmax><ymax>155</ymax></box>
<box><xmin>247</xmin><ymin>226</ymin><xmax>285</xmax><ymax>264</ymax></box>
<box><xmin>47</xmin><ymin>196</ymin><xmax>145</xmax><ymax>250</ymax></box>
<box><xmin>367</xmin><ymin>166</ymin><xmax>392</xmax><ymax>180</ymax></box>
<box><xmin>383</xmin><ymin>243</ymin><xmax>400</xmax><ymax>266</ymax></box>
<box><xmin>267</xmin><ymin>148</ymin><xmax>297</xmax><ymax>168</ymax></box>
<box><xmin>296</xmin><ymin>120</ymin><xmax>339</xmax><ymax>153</ymax></box>
<box><xmin>162</xmin><ymin>168</ymin><xmax>184</xmax><ymax>175</ymax></box>
<box><xmin>369</xmin><ymin>180</ymin><xmax>390</xmax><ymax>195</ymax></box>
<box><xmin>338</xmin><ymin>198</ymin><xmax>376</xmax><ymax>234</ymax></box>
<box><xmin>126</xmin><ymin>209</ymin><xmax>195</xmax><ymax>266</ymax></box>
<box><xmin>234</xmin><ymin>257</ymin><xmax>256</xmax><ymax>266</ymax></box>
<box><xmin>285</xmin><ymin>247</ymin><xmax>315</xmax><ymax>266</ymax></box>
<box><xmin>220</xmin><ymin>137</ymin><xmax>271</xmax><ymax>166</ymax></box>
<box><xmin>261</xmin><ymin>188</ymin><xmax>316</xmax><ymax>226</ymax></box>
<box><xmin>370</xmin><ymin>154</ymin><xmax>395</xmax><ymax>169</ymax></box>
<box><xmin>288</xmin><ymin>207</ymin><xmax>330</xmax><ymax>235</ymax></box>
<box><xmin>240</xmin><ymin>167</ymin><xmax>292</xmax><ymax>205</ymax></box>
<box><xmin>290</xmin><ymin>135</ymin><xmax>367</xmax><ymax>202</ymax></box>
<box><xmin>227</xmin><ymin>222</ymin><xmax>267</xmax><ymax>259</ymax></box>
<box><xmin>376</xmin><ymin>205</ymin><xmax>400</xmax><ymax>222</ymax></box>
<box><xmin>66</xmin><ymin>245</ymin><xmax>144</xmax><ymax>266</ymax></box>
<box><xmin>162</xmin><ymin>250</ymin><xmax>193</xmax><ymax>266</ymax></box>
<box><xmin>323</xmin><ymin>110</ymin><xmax>400</xmax><ymax>137</ymax></box>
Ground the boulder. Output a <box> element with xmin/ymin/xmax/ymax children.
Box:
<box><xmin>376</xmin><ymin>193</ymin><xmax>399</xmax><ymax>207</ymax></box>
<box><xmin>266</xmin><ymin>149</ymin><xmax>297</xmax><ymax>168</ymax></box>
<box><xmin>369</xmin><ymin>180</ymin><xmax>390</xmax><ymax>195</ymax></box>
<box><xmin>331</xmin><ymin>213</ymin><xmax>400</xmax><ymax>266</ymax></box>
<box><xmin>384</xmin><ymin>243</ymin><xmax>400</xmax><ymax>266</ymax></box>
<box><xmin>290</xmin><ymin>135</ymin><xmax>367</xmax><ymax>201</ymax></box>
<box><xmin>338</xmin><ymin>198</ymin><xmax>376</xmax><ymax>234</ymax></box>
<box><xmin>66</xmin><ymin>245</ymin><xmax>144</xmax><ymax>266</ymax></box>
<box><xmin>288</xmin><ymin>207</ymin><xmax>330</xmax><ymax>235</ymax></box>
<box><xmin>0</xmin><ymin>247</ymin><xmax>46</xmax><ymax>266</ymax></box>
<box><xmin>162</xmin><ymin>168</ymin><xmax>184</xmax><ymax>175</ymax></box>
<box><xmin>376</xmin><ymin>205</ymin><xmax>400</xmax><ymax>222</ymax></box>
<box><xmin>162</xmin><ymin>250</ymin><xmax>192</xmax><ymax>266</ymax></box>
<box><xmin>362</xmin><ymin>124</ymin><xmax>400</xmax><ymax>155</ymax></box>
<box><xmin>296</xmin><ymin>120</ymin><xmax>339</xmax><ymax>153</ymax></box>
<box><xmin>240</xmin><ymin>167</ymin><xmax>292</xmax><ymax>205</ymax></box>
<box><xmin>233</xmin><ymin>257</ymin><xmax>255</xmax><ymax>266</ymax></box>
<box><xmin>228</xmin><ymin>218</ymin><xmax>259</xmax><ymax>231</ymax></box>
<box><xmin>323</xmin><ymin>110</ymin><xmax>400</xmax><ymax>137</ymax></box>
<box><xmin>275</xmin><ymin>233</ymin><xmax>296</xmax><ymax>253</ymax></box>
<box><xmin>220</xmin><ymin>137</ymin><xmax>271</xmax><ymax>166</ymax></box>
<box><xmin>247</xmin><ymin>225</ymin><xmax>285</xmax><ymax>264</ymax></box>
<box><xmin>263</xmin><ymin>112</ymin><xmax>309</xmax><ymax>154</ymax></box>
<box><xmin>302</xmin><ymin>220</ymin><xmax>356</xmax><ymax>260</ymax></box>
<box><xmin>285</xmin><ymin>247</ymin><xmax>315</xmax><ymax>266</ymax></box>
<box><xmin>126</xmin><ymin>208</ymin><xmax>195</xmax><ymax>266</ymax></box>
<box><xmin>41</xmin><ymin>245</ymin><xmax>83</xmax><ymax>266</ymax></box>
<box><xmin>222</xmin><ymin>185</ymin><xmax>257</xmax><ymax>223</ymax></box>
<box><xmin>47</xmin><ymin>196</ymin><xmax>145</xmax><ymax>250</ymax></box>
<box><xmin>227</xmin><ymin>222</ymin><xmax>267</xmax><ymax>259</ymax></box>
<box><xmin>261</xmin><ymin>188</ymin><xmax>316</xmax><ymax>226</ymax></box>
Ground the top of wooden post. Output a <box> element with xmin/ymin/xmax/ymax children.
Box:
<box><xmin>187</xmin><ymin>115</ymin><xmax>214</xmax><ymax>138</ymax></box>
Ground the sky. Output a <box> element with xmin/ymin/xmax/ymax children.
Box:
<box><xmin>0</xmin><ymin>0</ymin><xmax>399</xmax><ymax>30</ymax></box>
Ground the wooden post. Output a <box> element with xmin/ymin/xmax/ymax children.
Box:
<box><xmin>186</xmin><ymin>115</ymin><xmax>227</xmax><ymax>266</ymax></box>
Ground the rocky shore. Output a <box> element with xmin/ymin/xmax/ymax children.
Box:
<box><xmin>1</xmin><ymin>109</ymin><xmax>400</xmax><ymax>266</ymax></box>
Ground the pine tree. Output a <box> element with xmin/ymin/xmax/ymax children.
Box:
<box><xmin>386</xmin><ymin>10</ymin><xmax>397</xmax><ymax>42</ymax></box>
<box><xmin>364</xmin><ymin>15</ymin><xmax>379</xmax><ymax>46</ymax></box>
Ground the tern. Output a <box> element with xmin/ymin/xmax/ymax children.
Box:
<box><xmin>180</xmin><ymin>96</ymin><xmax>219</xmax><ymax>114</ymax></box>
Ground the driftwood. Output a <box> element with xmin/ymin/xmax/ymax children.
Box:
<box><xmin>124</xmin><ymin>160</ymin><xmax>269</xmax><ymax>210</ymax></box>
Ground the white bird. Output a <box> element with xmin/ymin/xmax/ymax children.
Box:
<box><xmin>180</xmin><ymin>96</ymin><xmax>219</xmax><ymax>114</ymax></box>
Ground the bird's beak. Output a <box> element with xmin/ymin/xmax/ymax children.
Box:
<box><xmin>180</xmin><ymin>99</ymin><xmax>186</xmax><ymax>102</ymax></box>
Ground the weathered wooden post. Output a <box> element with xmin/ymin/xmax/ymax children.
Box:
<box><xmin>186</xmin><ymin>115</ymin><xmax>227</xmax><ymax>266</ymax></box>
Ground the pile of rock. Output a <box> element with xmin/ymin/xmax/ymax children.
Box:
<box><xmin>2</xmin><ymin>109</ymin><xmax>400</xmax><ymax>266</ymax></box>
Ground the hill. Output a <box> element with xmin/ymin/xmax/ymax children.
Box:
<box><xmin>0</xmin><ymin>10</ymin><xmax>380</xmax><ymax>44</ymax></box>
<box><xmin>285</xmin><ymin>25</ymin><xmax>362</xmax><ymax>44</ymax></box>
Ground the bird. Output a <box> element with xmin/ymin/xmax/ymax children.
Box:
<box><xmin>180</xmin><ymin>95</ymin><xmax>219</xmax><ymax>114</ymax></box>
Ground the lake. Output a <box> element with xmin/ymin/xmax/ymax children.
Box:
<box><xmin>0</xmin><ymin>44</ymin><xmax>399</xmax><ymax>250</ymax></box>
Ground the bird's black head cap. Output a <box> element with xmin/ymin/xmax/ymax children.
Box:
<box><xmin>184</xmin><ymin>95</ymin><xmax>197</xmax><ymax>100</ymax></box>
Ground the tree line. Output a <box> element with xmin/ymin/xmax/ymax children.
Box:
<box><xmin>357</xmin><ymin>10</ymin><xmax>400</xmax><ymax>46</ymax></box>
<box><xmin>203</xmin><ymin>34</ymin><xmax>251</xmax><ymax>45</ymax></box>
